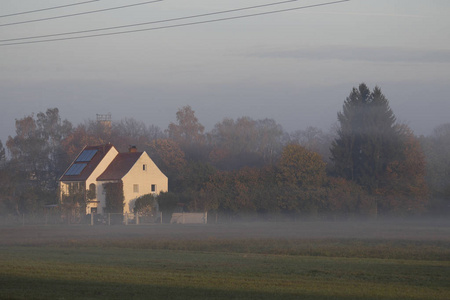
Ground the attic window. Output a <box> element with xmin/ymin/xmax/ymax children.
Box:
<box><xmin>143</xmin><ymin>164</ymin><xmax>147</xmax><ymax>171</ymax></box>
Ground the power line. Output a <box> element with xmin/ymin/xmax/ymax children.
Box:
<box><xmin>0</xmin><ymin>1</ymin><xmax>100</xmax><ymax>18</ymax></box>
<box><xmin>0</xmin><ymin>0</ymin><xmax>164</xmax><ymax>27</ymax></box>
<box><xmin>0</xmin><ymin>0</ymin><xmax>350</xmax><ymax>47</ymax></box>
<box><xmin>0</xmin><ymin>0</ymin><xmax>299</xmax><ymax>43</ymax></box>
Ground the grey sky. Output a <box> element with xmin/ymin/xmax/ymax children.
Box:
<box><xmin>1</xmin><ymin>0</ymin><xmax>449</xmax><ymax>145</ymax></box>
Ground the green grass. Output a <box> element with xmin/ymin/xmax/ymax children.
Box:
<box><xmin>0</xmin><ymin>223</ymin><xmax>449</xmax><ymax>299</ymax></box>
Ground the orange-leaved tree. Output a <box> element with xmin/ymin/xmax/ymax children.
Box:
<box><xmin>277</xmin><ymin>144</ymin><xmax>327</xmax><ymax>214</ymax></box>
<box><xmin>377</xmin><ymin>125</ymin><xmax>429</xmax><ymax>214</ymax></box>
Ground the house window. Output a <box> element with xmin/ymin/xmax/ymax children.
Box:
<box><xmin>133</xmin><ymin>184</ymin><xmax>139</xmax><ymax>193</ymax></box>
<box><xmin>143</xmin><ymin>164</ymin><xmax>147</xmax><ymax>171</ymax></box>
<box><xmin>151</xmin><ymin>184</ymin><xmax>156</xmax><ymax>193</ymax></box>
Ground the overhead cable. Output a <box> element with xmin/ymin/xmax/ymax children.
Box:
<box><xmin>0</xmin><ymin>1</ymin><xmax>100</xmax><ymax>18</ymax></box>
<box><xmin>0</xmin><ymin>0</ymin><xmax>163</xmax><ymax>27</ymax></box>
<box><xmin>0</xmin><ymin>0</ymin><xmax>299</xmax><ymax>43</ymax></box>
<box><xmin>0</xmin><ymin>0</ymin><xmax>350</xmax><ymax>47</ymax></box>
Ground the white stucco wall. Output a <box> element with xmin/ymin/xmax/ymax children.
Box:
<box><xmin>85</xmin><ymin>146</ymin><xmax>119</xmax><ymax>214</ymax></box>
<box><xmin>121</xmin><ymin>152</ymin><xmax>168</xmax><ymax>214</ymax></box>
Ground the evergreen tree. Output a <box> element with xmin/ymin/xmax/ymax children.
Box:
<box><xmin>330</xmin><ymin>83</ymin><xmax>402</xmax><ymax>192</ymax></box>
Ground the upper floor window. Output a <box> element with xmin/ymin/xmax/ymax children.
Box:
<box><xmin>133</xmin><ymin>184</ymin><xmax>139</xmax><ymax>193</ymax></box>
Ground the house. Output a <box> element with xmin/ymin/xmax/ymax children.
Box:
<box><xmin>59</xmin><ymin>144</ymin><xmax>168</xmax><ymax>215</ymax></box>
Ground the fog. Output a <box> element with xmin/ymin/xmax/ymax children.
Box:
<box><xmin>1</xmin><ymin>218</ymin><xmax>449</xmax><ymax>248</ymax></box>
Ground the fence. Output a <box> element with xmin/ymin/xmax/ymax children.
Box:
<box><xmin>94</xmin><ymin>212</ymin><xmax>163</xmax><ymax>225</ymax></box>
<box><xmin>0</xmin><ymin>213</ymin><xmax>65</xmax><ymax>226</ymax></box>
<box><xmin>0</xmin><ymin>212</ymin><xmax>164</xmax><ymax>226</ymax></box>
<box><xmin>1</xmin><ymin>211</ymin><xmax>213</xmax><ymax>226</ymax></box>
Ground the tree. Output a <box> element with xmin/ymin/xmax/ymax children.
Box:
<box><xmin>61</xmin><ymin>182</ymin><xmax>86</xmax><ymax>223</ymax></box>
<box><xmin>0</xmin><ymin>140</ymin><xmax>5</xmax><ymax>166</ymax></box>
<box><xmin>145</xmin><ymin>139</ymin><xmax>187</xmax><ymax>192</ymax></box>
<box><xmin>103</xmin><ymin>181</ymin><xmax>125</xmax><ymax>224</ymax></box>
<box><xmin>61</xmin><ymin>124</ymin><xmax>105</xmax><ymax>160</ymax></box>
<box><xmin>330</xmin><ymin>84</ymin><xmax>402</xmax><ymax>192</ymax></box>
<box><xmin>134</xmin><ymin>194</ymin><xmax>157</xmax><ymax>215</ymax></box>
<box><xmin>208</xmin><ymin>117</ymin><xmax>286</xmax><ymax>169</ymax></box>
<box><xmin>181</xmin><ymin>161</ymin><xmax>217</xmax><ymax>211</ymax></box>
<box><xmin>420</xmin><ymin>123</ymin><xmax>450</xmax><ymax>213</ymax></box>
<box><xmin>111</xmin><ymin>118</ymin><xmax>165</xmax><ymax>152</ymax></box>
<box><xmin>376</xmin><ymin>125</ymin><xmax>429</xmax><ymax>214</ymax></box>
<box><xmin>199</xmin><ymin>166</ymin><xmax>279</xmax><ymax>218</ymax></box>
<box><xmin>277</xmin><ymin>144</ymin><xmax>327</xmax><ymax>215</ymax></box>
<box><xmin>290</xmin><ymin>126</ymin><xmax>334</xmax><ymax>162</ymax></box>
<box><xmin>325</xmin><ymin>177</ymin><xmax>375</xmax><ymax>219</ymax></box>
<box><xmin>6</xmin><ymin>108</ymin><xmax>73</xmax><ymax>210</ymax></box>
<box><xmin>157</xmin><ymin>192</ymin><xmax>179</xmax><ymax>223</ymax></box>
<box><xmin>167</xmin><ymin>106</ymin><xmax>206</xmax><ymax>160</ymax></box>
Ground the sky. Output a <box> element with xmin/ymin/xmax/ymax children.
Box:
<box><xmin>1</xmin><ymin>0</ymin><xmax>449</xmax><ymax>146</ymax></box>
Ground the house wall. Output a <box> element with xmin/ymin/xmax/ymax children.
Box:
<box><xmin>121</xmin><ymin>152</ymin><xmax>168</xmax><ymax>214</ymax></box>
<box><xmin>85</xmin><ymin>147</ymin><xmax>119</xmax><ymax>214</ymax></box>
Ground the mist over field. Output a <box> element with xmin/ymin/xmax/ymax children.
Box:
<box><xmin>2</xmin><ymin>219</ymin><xmax>449</xmax><ymax>245</ymax></box>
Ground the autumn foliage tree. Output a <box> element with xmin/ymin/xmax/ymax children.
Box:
<box><xmin>200</xmin><ymin>166</ymin><xmax>279</xmax><ymax>218</ymax></box>
<box><xmin>325</xmin><ymin>177</ymin><xmax>375</xmax><ymax>218</ymax></box>
<box><xmin>5</xmin><ymin>108</ymin><xmax>72</xmax><ymax>214</ymax></box>
<box><xmin>145</xmin><ymin>139</ymin><xmax>187</xmax><ymax>192</ymax></box>
<box><xmin>167</xmin><ymin>106</ymin><xmax>207</xmax><ymax>160</ymax></box>
<box><xmin>421</xmin><ymin>123</ymin><xmax>450</xmax><ymax>213</ymax></box>
<box><xmin>208</xmin><ymin>117</ymin><xmax>285</xmax><ymax>169</ymax></box>
<box><xmin>376</xmin><ymin>125</ymin><xmax>429</xmax><ymax>214</ymax></box>
<box><xmin>277</xmin><ymin>144</ymin><xmax>327</xmax><ymax>215</ymax></box>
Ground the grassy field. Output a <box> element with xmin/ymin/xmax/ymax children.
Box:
<box><xmin>0</xmin><ymin>221</ymin><xmax>449</xmax><ymax>299</ymax></box>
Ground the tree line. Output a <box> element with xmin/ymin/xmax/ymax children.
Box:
<box><xmin>0</xmin><ymin>83</ymin><xmax>448</xmax><ymax>219</ymax></box>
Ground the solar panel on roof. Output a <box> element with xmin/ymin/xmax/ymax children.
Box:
<box><xmin>65</xmin><ymin>163</ymin><xmax>87</xmax><ymax>176</ymax></box>
<box><xmin>76</xmin><ymin>149</ymin><xmax>98</xmax><ymax>162</ymax></box>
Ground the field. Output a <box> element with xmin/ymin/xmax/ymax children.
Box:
<box><xmin>0</xmin><ymin>220</ymin><xmax>449</xmax><ymax>299</ymax></box>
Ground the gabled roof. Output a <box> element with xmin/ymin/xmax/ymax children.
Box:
<box><xmin>97</xmin><ymin>152</ymin><xmax>143</xmax><ymax>181</ymax></box>
<box><xmin>59</xmin><ymin>144</ymin><xmax>114</xmax><ymax>182</ymax></box>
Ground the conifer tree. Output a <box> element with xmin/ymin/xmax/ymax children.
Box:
<box><xmin>330</xmin><ymin>83</ymin><xmax>402</xmax><ymax>192</ymax></box>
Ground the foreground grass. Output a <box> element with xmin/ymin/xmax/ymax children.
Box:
<box><xmin>1</xmin><ymin>246</ymin><xmax>449</xmax><ymax>300</ymax></box>
<box><xmin>0</xmin><ymin>223</ymin><xmax>449</xmax><ymax>299</ymax></box>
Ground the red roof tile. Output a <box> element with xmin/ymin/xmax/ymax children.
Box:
<box><xmin>97</xmin><ymin>152</ymin><xmax>143</xmax><ymax>181</ymax></box>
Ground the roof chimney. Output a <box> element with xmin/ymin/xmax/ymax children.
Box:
<box><xmin>129</xmin><ymin>145</ymin><xmax>137</xmax><ymax>153</ymax></box>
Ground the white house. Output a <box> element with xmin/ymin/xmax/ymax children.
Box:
<box><xmin>59</xmin><ymin>144</ymin><xmax>168</xmax><ymax>214</ymax></box>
